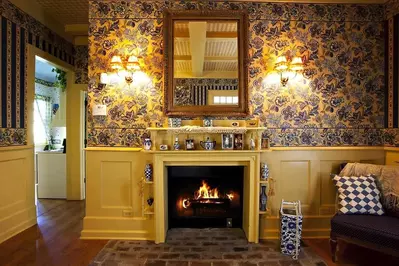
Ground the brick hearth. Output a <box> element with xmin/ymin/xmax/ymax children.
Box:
<box><xmin>90</xmin><ymin>229</ymin><xmax>327</xmax><ymax>265</ymax></box>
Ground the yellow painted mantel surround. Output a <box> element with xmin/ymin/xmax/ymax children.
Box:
<box><xmin>81</xmin><ymin>146</ymin><xmax>393</xmax><ymax>241</ymax></box>
<box><xmin>152</xmin><ymin>151</ymin><xmax>261</xmax><ymax>243</ymax></box>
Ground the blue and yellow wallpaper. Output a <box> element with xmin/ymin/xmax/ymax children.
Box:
<box><xmin>75</xmin><ymin>45</ymin><xmax>89</xmax><ymax>84</ymax></box>
<box><xmin>0</xmin><ymin>0</ymin><xmax>75</xmax><ymax>146</ymax></box>
<box><xmin>87</xmin><ymin>0</ymin><xmax>392</xmax><ymax>147</ymax></box>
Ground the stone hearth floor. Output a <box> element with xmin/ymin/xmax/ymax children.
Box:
<box><xmin>90</xmin><ymin>228</ymin><xmax>327</xmax><ymax>266</ymax></box>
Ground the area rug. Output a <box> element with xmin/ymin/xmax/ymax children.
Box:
<box><xmin>90</xmin><ymin>228</ymin><xmax>327</xmax><ymax>266</ymax></box>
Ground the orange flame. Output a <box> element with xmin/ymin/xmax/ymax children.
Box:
<box><xmin>195</xmin><ymin>181</ymin><xmax>219</xmax><ymax>199</ymax></box>
<box><xmin>182</xmin><ymin>181</ymin><xmax>234</xmax><ymax>209</ymax></box>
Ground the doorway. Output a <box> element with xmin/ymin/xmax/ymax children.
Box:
<box><xmin>27</xmin><ymin>45</ymin><xmax>86</xmax><ymax>222</ymax></box>
<box><xmin>34</xmin><ymin>56</ymin><xmax>67</xmax><ymax>206</ymax></box>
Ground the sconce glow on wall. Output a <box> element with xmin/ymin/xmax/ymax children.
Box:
<box><xmin>110</xmin><ymin>55</ymin><xmax>142</xmax><ymax>84</ymax></box>
<box><xmin>274</xmin><ymin>56</ymin><xmax>303</xmax><ymax>86</ymax></box>
<box><xmin>99</xmin><ymin>55</ymin><xmax>145</xmax><ymax>88</ymax></box>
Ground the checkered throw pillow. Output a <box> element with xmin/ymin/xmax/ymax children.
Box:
<box><xmin>333</xmin><ymin>175</ymin><xmax>385</xmax><ymax>215</ymax></box>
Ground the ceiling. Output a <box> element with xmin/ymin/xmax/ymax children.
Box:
<box><xmin>35</xmin><ymin>0</ymin><xmax>88</xmax><ymax>24</ymax></box>
<box><xmin>35</xmin><ymin>57</ymin><xmax>57</xmax><ymax>83</ymax></box>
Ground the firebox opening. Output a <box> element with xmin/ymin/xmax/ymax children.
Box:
<box><xmin>168</xmin><ymin>166</ymin><xmax>244</xmax><ymax>229</ymax></box>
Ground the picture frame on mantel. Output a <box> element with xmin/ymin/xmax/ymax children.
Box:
<box><xmin>163</xmin><ymin>9</ymin><xmax>249</xmax><ymax>117</ymax></box>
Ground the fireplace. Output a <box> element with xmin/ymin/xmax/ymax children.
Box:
<box><xmin>168</xmin><ymin>166</ymin><xmax>243</xmax><ymax>229</ymax></box>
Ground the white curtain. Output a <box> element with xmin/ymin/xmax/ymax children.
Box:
<box><xmin>34</xmin><ymin>95</ymin><xmax>51</xmax><ymax>145</ymax></box>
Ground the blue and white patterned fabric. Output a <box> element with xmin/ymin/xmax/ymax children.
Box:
<box><xmin>280</xmin><ymin>214</ymin><xmax>303</xmax><ymax>257</ymax></box>
<box><xmin>333</xmin><ymin>175</ymin><xmax>385</xmax><ymax>215</ymax></box>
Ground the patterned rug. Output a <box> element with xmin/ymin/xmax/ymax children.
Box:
<box><xmin>90</xmin><ymin>228</ymin><xmax>327</xmax><ymax>266</ymax></box>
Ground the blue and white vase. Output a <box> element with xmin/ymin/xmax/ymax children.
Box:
<box><xmin>261</xmin><ymin>163</ymin><xmax>269</xmax><ymax>180</ymax></box>
<box><xmin>144</xmin><ymin>164</ymin><xmax>153</xmax><ymax>182</ymax></box>
<box><xmin>173</xmin><ymin>137</ymin><xmax>180</xmax><ymax>150</ymax></box>
<box><xmin>260</xmin><ymin>185</ymin><xmax>267</xmax><ymax>211</ymax></box>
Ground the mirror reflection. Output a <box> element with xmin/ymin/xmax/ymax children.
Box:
<box><xmin>173</xmin><ymin>20</ymin><xmax>239</xmax><ymax>107</ymax></box>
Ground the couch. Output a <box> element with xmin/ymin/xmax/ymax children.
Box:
<box><xmin>330</xmin><ymin>163</ymin><xmax>399</xmax><ymax>262</ymax></box>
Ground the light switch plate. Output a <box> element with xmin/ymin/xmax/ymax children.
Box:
<box><xmin>93</xmin><ymin>104</ymin><xmax>107</xmax><ymax>116</ymax></box>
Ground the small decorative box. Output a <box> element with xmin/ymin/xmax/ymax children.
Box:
<box><xmin>245</xmin><ymin>120</ymin><xmax>258</xmax><ymax>127</ymax></box>
<box><xmin>159</xmin><ymin>144</ymin><xmax>169</xmax><ymax>151</ymax></box>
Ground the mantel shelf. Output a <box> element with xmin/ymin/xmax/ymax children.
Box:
<box><xmin>142</xmin><ymin>150</ymin><xmax>271</xmax><ymax>154</ymax></box>
<box><xmin>146</xmin><ymin>126</ymin><xmax>267</xmax><ymax>135</ymax></box>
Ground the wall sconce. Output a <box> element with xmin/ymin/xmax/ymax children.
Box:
<box><xmin>109</xmin><ymin>55</ymin><xmax>142</xmax><ymax>85</ymax></box>
<box><xmin>94</xmin><ymin>72</ymin><xmax>110</xmax><ymax>90</ymax></box>
<box><xmin>274</xmin><ymin>56</ymin><xmax>303</xmax><ymax>87</ymax></box>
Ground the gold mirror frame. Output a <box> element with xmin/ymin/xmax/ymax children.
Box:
<box><xmin>163</xmin><ymin>9</ymin><xmax>249</xmax><ymax>117</ymax></box>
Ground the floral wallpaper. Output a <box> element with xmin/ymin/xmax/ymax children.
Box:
<box><xmin>88</xmin><ymin>0</ymin><xmax>388</xmax><ymax>147</ymax></box>
<box><xmin>75</xmin><ymin>45</ymin><xmax>89</xmax><ymax>84</ymax></box>
<box><xmin>0</xmin><ymin>0</ymin><xmax>74</xmax><ymax>146</ymax></box>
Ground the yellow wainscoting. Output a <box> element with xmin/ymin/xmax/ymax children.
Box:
<box><xmin>260</xmin><ymin>148</ymin><xmax>385</xmax><ymax>239</ymax></box>
<box><xmin>81</xmin><ymin>148</ymin><xmax>154</xmax><ymax>240</ymax></box>
<box><xmin>385</xmin><ymin>148</ymin><xmax>399</xmax><ymax>166</ymax></box>
<box><xmin>0</xmin><ymin>146</ymin><xmax>36</xmax><ymax>243</ymax></box>
<box><xmin>83</xmin><ymin>147</ymin><xmax>386</xmax><ymax>241</ymax></box>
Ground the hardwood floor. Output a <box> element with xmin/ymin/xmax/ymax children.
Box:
<box><xmin>0</xmin><ymin>200</ymin><xmax>398</xmax><ymax>266</ymax></box>
<box><xmin>304</xmin><ymin>238</ymin><xmax>399</xmax><ymax>266</ymax></box>
<box><xmin>0</xmin><ymin>200</ymin><xmax>107</xmax><ymax>266</ymax></box>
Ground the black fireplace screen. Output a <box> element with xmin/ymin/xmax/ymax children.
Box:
<box><xmin>168</xmin><ymin>166</ymin><xmax>243</xmax><ymax>228</ymax></box>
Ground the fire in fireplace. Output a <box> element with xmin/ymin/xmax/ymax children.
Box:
<box><xmin>168</xmin><ymin>166</ymin><xmax>243</xmax><ymax>228</ymax></box>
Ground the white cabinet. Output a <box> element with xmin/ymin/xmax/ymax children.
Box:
<box><xmin>37</xmin><ymin>152</ymin><xmax>66</xmax><ymax>199</ymax></box>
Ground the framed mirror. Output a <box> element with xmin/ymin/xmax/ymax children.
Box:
<box><xmin>164</xmin><ymin>10</ymin><xmax>249</xmax><ymax>116</ymax></box>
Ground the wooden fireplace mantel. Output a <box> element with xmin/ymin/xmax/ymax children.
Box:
<box><xmin>152</xmin><ymin>151</ymin><xmax>261</xmax><ymax>244</ymax></box>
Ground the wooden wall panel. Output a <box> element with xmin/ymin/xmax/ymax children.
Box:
<box><xmin>0</xmin><ymin>146</ymin><xmax>36</xmax><ymax>243</ymax></box>
<box><xmin>101</xmin><ymin>161</ymin><xmax>132</xmax><ymax>209</ymax></box>
<box><xmin>319</xmin><ymin>160</ymin><xmax>343</xmax><ymax>214</ymax></box>
<box><xmin>82</xmin><ymin>148</ymin><xmax>154</xmax><ymax>240</ymax></box>
<box><xmin>260</xmin><ymin>148</ymin><xmax>385</xmax><ymax>239</ymax></box>
<box><xmin>280</xmin><ymin>161</ymin><xmax>311</xmax><ymax>213</ymax></box>
<box><xmin>83</xmin><ymin>147</ymin><xmax>386</xmax><ymax>240</ymax></box>
<box><xmin>384</xmin><ymin>150</ymin><xmax>399</xmax><ymax>165</ymax></box>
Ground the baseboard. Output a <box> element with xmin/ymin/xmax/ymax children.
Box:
<box><xmin>81</xmin><ymin>229</ymin><xmax>153</xmax><ymax>240</ymax></box>
<box><xmin>0</xmin><ymin>217</ymin><xmax>37</xmax><ymax>244</ymax></box>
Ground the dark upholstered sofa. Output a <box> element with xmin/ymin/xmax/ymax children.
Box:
<box><xmin>330</xmin><ymin>163</ymin><xmax>399</xmax><ymax>262</ymax></box>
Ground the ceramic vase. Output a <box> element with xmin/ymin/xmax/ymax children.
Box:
<box><xmin>261</xmin><ymin>163</ymin><xmax>269</xmax><ymax>180</ymax></box>
<box><xmin>203</xmin><ymin>118</ymin><xmax>213</xmax><ymax>127</ymax></box>
<box><xmin>144</xmin><ymin>164</ymin><xmax>153</xmax><ymax>182</ymax></box>
<box><xmin>143</xmin><ymin>138</ymin><xmax>152</xmax><ymax>151</ymax></box>
<box><xmin>260</xmin><ymin>185</ymin><xmax>267</xmax><ymax>211</ymax></box>
<box><xmin>173</xmin><ymin>137</ymin><xmax>180</xmax><ymax>150</ymax></box>
<box><xmin>147</xmin><ymin>198</ymin><xmax>154</xmax><ymax>207</ymax></box>
<box><xmin>250</xmin><ymin>139</ymin><xmax>255</xmax><ymax>150</ymax></box>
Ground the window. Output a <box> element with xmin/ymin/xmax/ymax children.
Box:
<box><xmin>34</xmin><ymin>95</ymin><xmax>51</xmax><ymax>145</ymax></box>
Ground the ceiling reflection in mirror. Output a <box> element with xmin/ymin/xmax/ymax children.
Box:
<box><xmin>173</xmin><ymin>20</ymin><xmax>239</xmax><ymax>107</ymax></box>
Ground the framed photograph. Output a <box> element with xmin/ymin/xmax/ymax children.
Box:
<box><xmin>185</xmin><ymin>139</ymin><xmax>195</xmax><ymax>150</ymax></box>
<box><xmin>261</xmin><ymin>137</ymin><xmax>269</xmax><ymax>150</ymax></box>
<box><xmin>221</xmin><ymin>134</ymin><xmax>234</xmax><ymax>150</ymax></box>
<box><xmin>234</xmin><ymin>134</ymin><xmax>244</xmax><ymax>150</ymax></box>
